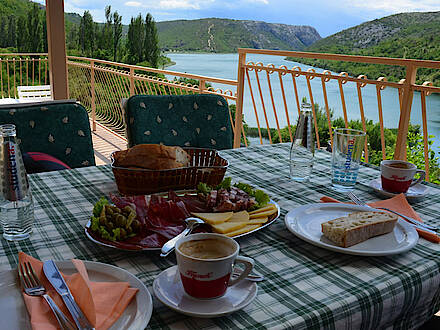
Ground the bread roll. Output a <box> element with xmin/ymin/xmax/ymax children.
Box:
<box><xmin>321</xmin><ymin>211</ymin><xmax>397</xmax><ymax>248</ymax></box>
<box><xmin>115</xmin><ymin>144</ymin><xmax>190</xmax><ymax>170</ymax></box>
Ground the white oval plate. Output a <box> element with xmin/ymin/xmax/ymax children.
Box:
<box><xmin>285</xmin><ymin>203</ymin><xmax>419</xmax><ymax>256</ymax></box>
<box><xmin>153</xmin><ymin>265</ymin><xmax>257</xmax><ymax>318</ymax></box>
<box><xmin>85</xmin><ymin>196</ymin><xmax>280</xmax><ymax>251</ymax></box>
<box><xmin>0</xmin><ymin>260</ymin><xmax>152</xmax><ymax>330</ymax></box>
<box><xmin>369</xmin><ymin>178</ymin><xmax>429</xmax><ymax>200</ymax></box>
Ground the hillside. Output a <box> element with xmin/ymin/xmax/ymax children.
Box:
<box><xmin>157</xmin><ymin>18</ymin><xmax>321</xmax><ymax>52</ymax></box>
<box><xmin>0</xmin><ymin>0</ymin><xmax>83</xmax><ymax>28</ymax></box>
<box><xmin>288</xmin><ymin>11</ymin><xmax>440</xmax><ymax>85</ymax></box>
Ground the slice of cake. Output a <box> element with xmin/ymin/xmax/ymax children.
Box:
<box><xmin>321</xmin><ymin>211</ymin><xmax>398</xmax><ymax>248</ymax></box>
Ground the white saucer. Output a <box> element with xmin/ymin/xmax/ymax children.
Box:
<box><xmin>153</xmin><ymin>266</ymin><xmax>257</xmax><ymax>318</ymax></box>
<box><xmin>368</xmin><ymin>178</ymin><xmax>429</xmax><ymax>200</ymax></box>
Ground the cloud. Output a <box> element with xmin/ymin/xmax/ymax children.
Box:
<box><xmin>124</xmin><ymin>0</ymin><xmax>214</xmax><ymax>10</ymax></box>
<box><xmin>346</xmin><ymin>0</ymin><xmax>440</xmax><ymax>13</ymax></box>
<box><xmin>125</xmin><ymin>1</ymin><xmax>142</xmax><ymax>7</ymax></box>
<box><xmin>246</xmin><ymin>0</ymin><xmax>269</xmax><ymax>4</ymax></box>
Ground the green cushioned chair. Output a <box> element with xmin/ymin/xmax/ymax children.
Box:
<box><xmin>124</xmin><ymin>94</ymin><xmax>233</xmax><ymax>150</ymax></box>
<box><xmin>0</xmin><ymin>100</ymin><xmax>95</xmax><ymax>169</ymax></box>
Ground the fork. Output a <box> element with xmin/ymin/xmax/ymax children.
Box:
<box><xmin>18</xmin><ymin>262</ymin><xmax>77</xmax><ymax>330</ymax></box>
<box><xmin>347</xmin><ymin>191</ymin><xmax>439</xmax><ymax>234</ymax></box>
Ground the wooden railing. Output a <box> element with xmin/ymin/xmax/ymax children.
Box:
<box><xmin>0</xmin><ymin>54</ymin><xmax>49</xmax><ymax>98</ymax></box>
<box><xmin>1</xmin><ymin>51</ymin><xmax>439</xmax><ymax>181</ymax></box>
<box><xmin>234</xmin><ymin>48</ymin><xmax>440</xmax><ymax>180</ymax></box>
<box><xmin>67</xmin><ymin>56</ymin><xmax>238</xmax><ymax>136</ymax></box>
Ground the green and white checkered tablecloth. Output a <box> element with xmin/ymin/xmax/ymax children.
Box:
<box><xmin>1</xmin><ymin>143</ymin><xmax>439</xmax><ymax>329</ymax></box>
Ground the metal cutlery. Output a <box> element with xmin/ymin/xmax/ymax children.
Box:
<box><xmin>43</xmin><ymin>260</ymin><xmax>95</xmax><ymax>330</ymax></box>
<box><xmin>160</xmin><ymin>217</ymin><xmax>205</xmax><ymax>257</ymax></box>
<box><xmin>347</xmin><ymin>191</ymin><xmax>439</xmax><ymax>234</ymax></box>
<box><xmin>232</xmin><ymin>271</ymin><xmax>264</xmax><ymax>282</ymax></box>
<box><xmin>18</xmin><ymin>262</ymin><xmax>77</xmax><ymax>330</ymax></box>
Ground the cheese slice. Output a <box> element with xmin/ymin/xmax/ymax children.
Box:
<box><xmin>248</xmin><ymin>217</ymin><xmax>268</xmax><ymax>224</ymax></box>
<box><xmin>227</xmin><ymin>211</ymin><xmax>250</xmax><ymax>223</ymax></box>
<box><xmin>191</xmin><ymin>212</ymin><xmax>233</xmax><ymax>225</ymax></box>
<box><xmin>225</xmin><ymin>224</ymin><xmax>261</xmax><ymax>237</ymax></box>
<box><xmin>211</xmin><ymin>221</ymin><xmax>247</xmax><ymax>234</ymax></box>
<box><xmin>249</xmin><ymin>204</ymin><xmax>277</xmax><ymax>215</ymax></box>
<box><xmin>249</xmin><ymin>209</ymin><xmax>277</xmax><ymax>219</ymax></box>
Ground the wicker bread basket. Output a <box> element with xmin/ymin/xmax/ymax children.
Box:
<box><xmin>111</xmin><ymin>147</ymin><xmax>228</xmax><ymax>195</ymax></box>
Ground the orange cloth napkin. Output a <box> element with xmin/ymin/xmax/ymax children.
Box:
<box><xmin>19</xmin><ymin>252</ymin><xmax>138</xmax><ymax>330</ymax></box>
<box><xmin>320</xmin><ymin>194</ymin><xmax>440</xmax><ymax>243</ymax></box>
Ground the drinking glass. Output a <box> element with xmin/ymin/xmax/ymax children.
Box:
<box><xmin>331</xmin><ymin>128</ymin><xmax>366</xmax><ymax>192</ymax></box>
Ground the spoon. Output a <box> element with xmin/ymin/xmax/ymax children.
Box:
<box><xmin>160</xmin><ymin>217</ymin><xmax>205</xmax><ymax>257</ymax></box>
<box><xmin>232</xmin><ymin>271</ymin><xmax>265</xmax><ymax>282</ymax></box>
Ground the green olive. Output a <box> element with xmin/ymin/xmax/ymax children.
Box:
<box><xmin>132</xmin><ymin>220</ymin><xmax>140</xmax><ymax>232</ymax></box>
<box><xmin>99</xmin><ymin>214</ymin><xmax>106</xmax><ymax>224</ymax></box>
<box><xmin>107</xmin><ymin>222</ymin><xmax>114</xmax><ymax>230</ymax></box>
<box><xmin>120</xmin><ymin>228</ymin><xmax>127</xmax><ymax>239</ymax></box>
<box><xmin>105</xmin><ymin>206</ymin><xmax>114</xmax><ymax>215</ymax></box>
<box><xmin>116</xmin><ymin>214</ymin><xmax>126</xmax><ymax>227</ymax></box>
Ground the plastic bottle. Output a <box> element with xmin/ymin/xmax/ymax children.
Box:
<box><xmin>0</xmin><ymin>124</ymin><xmax>34</xmax><ymax>241</ymax></box>
<box><xmin>289</xmin><ymin>102</ymin><xmax>315</xmax><ymax>182</ymax></box>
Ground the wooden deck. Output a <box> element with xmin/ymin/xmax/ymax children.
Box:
<box><xmin>91</xmin><ymin>121</ymin><xmax>127</xmax><ymax>165</ymax></box>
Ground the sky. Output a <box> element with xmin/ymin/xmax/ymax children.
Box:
<box><xmin>35</xmin><ymin>0</ymin><xmax>440</xmax><ymax>37</ymax></box>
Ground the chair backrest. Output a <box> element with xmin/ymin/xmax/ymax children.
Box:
<box><xmin>17</xmin><ymin>85</ymin><xmax>52</xmax><ymax>101</ymax></box>
<box><xmin>0</xmin><ymin>100</ymin><xmax>95</xmax><ymax>169</ymax></box>
<box><xmin>124</xmin><ymin>94</ymin><xmax>233</xmax><ymax>150</ymax></box>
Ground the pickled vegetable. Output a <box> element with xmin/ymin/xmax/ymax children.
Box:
<box><xmin>90</xmin><ymin>197</ymin><xmax>140</xmax><ymax>242</ymax></box>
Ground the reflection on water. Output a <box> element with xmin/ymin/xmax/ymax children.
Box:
<box><xmin>167</xmin><ymin>53</ymin><xmax>440</xmax><ymax>153</ymax></box>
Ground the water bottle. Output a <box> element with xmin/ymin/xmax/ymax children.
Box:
<box><xmin>290</xmin><ymin>102</ymin><xmax>315</xmax><ymax>182</ymax></box>
<box><xmin>0</xmin><ymin>124</ymin><xmax>34</xmax><ymax>241</ymax></box>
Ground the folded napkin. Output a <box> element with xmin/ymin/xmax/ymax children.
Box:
<box><xmin>320</xmin><ymin>194</ymin><xmax>440</xmax><ymax>244</ymax></box>
<box><xmin>19</xmin><ymin>252</ymin><xmax>138</xmax><ymax>330</ymax></box>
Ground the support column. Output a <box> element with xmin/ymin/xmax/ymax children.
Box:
<box><xmin>394</xmin><ymin>65</ymin><xmax>417</xmax><ymax>160</ymax></box>
<box><xmin>46</xmin><ymin>0</ymin><xmax>69</xmax><ymax>99</ymax></box>
<box><xmin>233</xmin><ymin>51</ymin><xmax>246</xmax><ymax>148</ymax></box>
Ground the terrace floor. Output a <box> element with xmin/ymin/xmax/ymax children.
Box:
<box><xmin>91</xmin><ymin>121</ymin><xmax>127</xmax><ymax>165</ymax></box>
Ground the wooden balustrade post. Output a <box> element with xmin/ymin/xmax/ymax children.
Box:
<box><xmin>394</xmin><ymin>65</ymin><xmax>417</xmax><ymax>160</ymax></box>
<box><xmin>233</xmin><ymin>51</ymin><xmax>246</xmax><ymax>148</ymax></box>
<box><xmin>90</xmin><ymin>60</ymin><xmax>96</xmax><ymax>131</ymax></box>
<box><xmin>129</xmin><ymin>67</ymin><xmax>135</xmax><ymax>96</ymax></box>
<box><xmin>199</xmin><ymin>79</ymin><xmax>205</xmax><ymax>94</ymax></box>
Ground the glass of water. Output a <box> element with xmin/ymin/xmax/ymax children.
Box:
<box><xmin>331</xmin><ymin>128</ymin><xmax>366</xmax><ymax>191</ymax></box>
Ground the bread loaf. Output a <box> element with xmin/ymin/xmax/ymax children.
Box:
<box><xmin>114</xmin><ymin>144</ymin><xmax>190</xmax><ymax>170</ymax></box>
<box><xmin>321</xmin><ymin>211</ymin><xmax>397</xmax><ymax>248</ymax></box>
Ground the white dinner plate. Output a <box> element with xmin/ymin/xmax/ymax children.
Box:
<box><xmin>285</xmin><ymin>203</ymin><xmax>419</xmax><ymax>256</ymax></box>
<box><xmin>368</xmin><ymin>178</ymin><xmax>430</xmax><ymax>200</ymax></box>
<box><xmin>0</xmin><ymin>260</ymin><xmax>152</xmax><ymax>330</ymax></box>
<box><xmin>153</xmin><ymin>265</ymin><xmax>257</xmax><ymax>318</ymax></box>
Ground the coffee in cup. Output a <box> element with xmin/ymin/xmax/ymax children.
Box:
<box><xmin>380</xmin><ymin>160</ymin><xmax>425</xmax><ymax>193</ymax></box>
<box><xmin>175</xmin><ymin>233</ymin><xmax>254</xmax><ymax>299</ymax></box>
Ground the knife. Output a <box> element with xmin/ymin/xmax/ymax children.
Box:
<box><xmin>43</xmin><ymin>260</ymin><xmax>95</xmax><ymax>330</ymax></box>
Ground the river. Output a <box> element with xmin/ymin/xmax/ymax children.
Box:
<box><xmin>167</xmin><ymin>53</ymin><xmax>440</xmax><ymax>152</ymax></box>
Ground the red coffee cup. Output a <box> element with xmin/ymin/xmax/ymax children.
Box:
<box><xmin>175</xmin><ymin>233</ymin><xmax>254</xmax><ymax>299</ymax></box>
<box><xmin>380</xmin><ymin>160</ymin><xmax>425</xmax><ymax>193</ymax></box>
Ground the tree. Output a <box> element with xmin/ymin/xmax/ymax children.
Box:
<box><xmin>144</xmin><ymin>13</ymin><xmax>160</xmax><ymax>68</ymax></box>
<box><xmin>7</xmin><ymin>16</ymin><xmax>16</xmax><ymax>48</ymax></box>
<box><xmin>79</xmin><ymin>11</ymin><xmax>95</xmax><ymax>56</ymax></box>
<box><xmin>26</xmin><ymin>3</ymin><xmax>42</xmax><ymax>52</ymax></box>
<box><xmin>127</xmin><ymin>15</ymin><xmax>145</xmax><ymax>64</ymax></box>
<box><xmin>113</xmin><ymin>11</ymin><xmax>122</xmax><ymax>62</ymax></box>
<box><xmin>66</xmin><ymin>25</ymin><xmax>79</xmax><ymax>50</ymax></box>
<box><xmin>16</xmin><ymin>16</ymin><xmax>27</xmax><ymax>52</ymax></box>
<box><xmin>41</xmin><ymin>12</ymin><xmax>48</xmax><ymax>52</ymax></box>
<box><xmin>102</xmin><ymin>5</ymin><xmax>112</xmax><ymax>54</ymax></box>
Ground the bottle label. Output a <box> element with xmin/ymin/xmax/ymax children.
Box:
<box><xmin>3</xmin><ymin>141</ymin><xmax>27</xmax><ymax>201</ymax></box>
